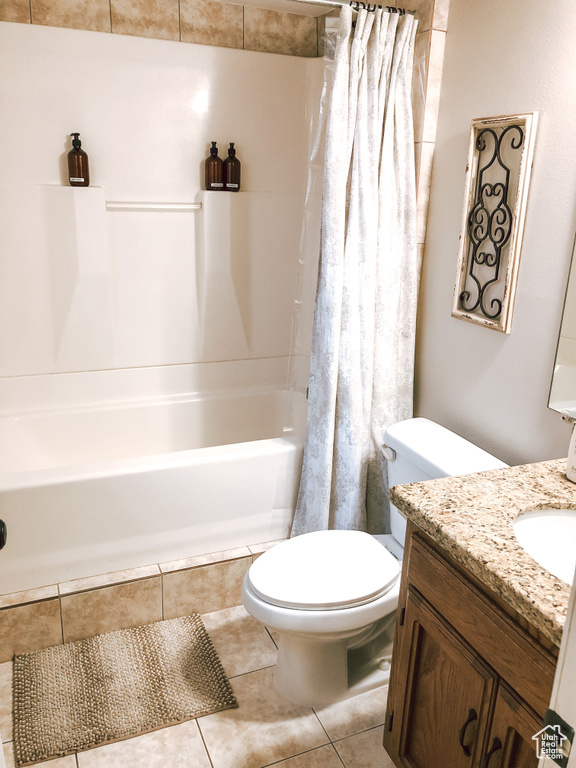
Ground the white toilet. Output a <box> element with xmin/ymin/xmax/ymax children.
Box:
<box><xmin>241</xmin><ymin>418</ymin><xmax>507</xmax><ymax>707</ymax></box>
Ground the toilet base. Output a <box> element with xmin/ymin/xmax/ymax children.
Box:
<box><xmin>273</xmin><ymin>612</ymin><xmax>396</xmax><ymax>707</ymax></box>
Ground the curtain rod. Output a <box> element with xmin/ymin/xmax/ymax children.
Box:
<box><xmin>288</xmin><ymin>0</ymin><xmax>413</xmax><ymax>13</ymax></box>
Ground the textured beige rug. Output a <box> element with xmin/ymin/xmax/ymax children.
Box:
<box><xmin>12</xmin><ymin>614</ymin><xmax>238</xmax><ymax>767</ymax></box>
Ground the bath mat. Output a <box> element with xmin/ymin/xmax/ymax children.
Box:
<box><xmin>12</xmin><ymin>614</ymin><xmax>237</xmax><ymax>766</ymax></box>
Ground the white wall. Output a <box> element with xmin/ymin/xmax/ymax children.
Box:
<box><xmin>416</xmin><ymin>0</ymin><xmax>576</xmax><ymax>465</ymax></box>
<box><xmin>0</xmin><ymin>22</ymin><xmax>322</xmax><ymax>394</ymax></box>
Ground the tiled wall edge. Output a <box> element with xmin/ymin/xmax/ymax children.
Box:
<box><xmin>0</xmin><ymin>539</ymin><xmax>285</xmax><ymax>662</ymax></box>
<box><xmin>0</xmin><ymin>1</ymin><xmax>322</xmax><ymax>58</ymax></box>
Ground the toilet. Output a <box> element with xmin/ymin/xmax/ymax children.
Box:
<box><xmin>241</xmin><ymin>417</ymin><xmax>508</xmax><ymax>707</ymax></box>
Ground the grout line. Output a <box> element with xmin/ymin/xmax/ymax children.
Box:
<box><xmin>160</xmin><ymin>572</ymin><xmax>165</xmax><ymax>621</ymax></box>
<box><xmin>58</xmin><ymin>594</ymin><xmax>65</xmax><ymax>645</ymax></box>
<box><xmin>260</xmin><ymin>744</ymin><xmax>340</xmax><ymax>767</ymax></box>
<box><xmin>0</xmin><ymin>594</ymin><xmax>58</xmax><ymax>612</ymax></box>
<box><xmin>332</xmin><ymin>723</ymin><xmax>387</xmax><ymax>745</ymax></box>
<box><xmin>311</xmin><ymin>707</ymin><xmax>332</xmax><ymax>744</ymax></box>
<box><xmin>27</xmin><ymin>0</ymin><xmax>32</xmax><ymax>23</ymax></box>
<box><xmin>108</xmin><ymin>0</ymin><xmax>112</xmax><ymax>33</ymax></box>
<box><xmin>227</xmin><ymin>663</ymin><xmax>276</xmax><ymax>680</ymax></box>
<box><xmin>195</xmin><ymin>719</ymin><xmax>215</xmax><ymax>768</ymax></box>
<box><xmin>177</xmin><ymin>0</ymin><xmax>181</xmax><ymax>41</ymax></box>
<box><xmin>265</xmin><ymin>627</ymin><xmax>278</xmax><ymax>649</ymax></box>
<box><xmin>333</xmin><ymin>743</ymin><xmax>347</xmax><ymax>767</ymax></box>
<box><xmin>59</xmin><ymin>573</ymin><xmax>161</xmax><ymax>599</ymax></box>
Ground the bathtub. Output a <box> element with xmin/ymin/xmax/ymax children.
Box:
<box><xmin>0</xmin><ymin>384</ymin><xmax>304</xmax><ymax>594</ymax></box>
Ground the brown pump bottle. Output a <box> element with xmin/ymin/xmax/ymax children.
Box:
<box><xmin>223</xmin><ymin>143</ymin><xmax>241</xmax><ymax>192</ymax></box>
<box><xmin>67</xmin><ymin>133</ymin><xmax>90</xmax><ymax>187</ymax></box>
<box><xmin>205</xmin><ymin>142</ymin><xmax>224</xmax><ymax>190</ymax></box>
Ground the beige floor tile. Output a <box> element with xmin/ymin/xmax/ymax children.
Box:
<box><xmin>60</xmin><ymin>576</ymin><xmax>162</xmax><ymax>643</ymax></box>
<box><xmin>334</xmin><ymin>726</ymin><xmax>395</xmax><ymax>768</ymax></box>
<box><xmin>0</xmin><ymin>585</ymin><xmax>58</xmax><ymax>610</ymax></box>
<box><xmin>3</xmin><ymin>741</ymin><xmax>77</xmax><ymax>768</ymax></box>
<box><xmin>313</xmin><ymin>685</ymin><xmax>388</xmax><ymax>742</ymax></box>
<box><xmin>76</xmin><ymin>720</ymin><xmax>211</xmax><ymax>767</ymax></box>
<box><xmin>0</xmin><ymin>661</ymin><xmax>12</xmax><ymax>743</ymax></box>
<box><xmin>160</xmin><ymin>546</ymin><xmax>251</xmax><ymax>574</ymax></box>
<box><xmin>198</xmin><ymin>666</ymin><xmax>329</xmax><ymax>768</ymax></box>
<box><xmin>163</xmin><ymin>557</ymin><xmax>250</xmax><ymax>618</ymax></box>
<box><xmin>268</xmin><ymin>745</ymin><xmax>344</xmax><ymax>767</ymax></box>
<box><xmin>59</xmin><ymin>564</ymin><xmax>159</xmax><ymax>596</ymax></box>
<box><xmin>0</xmin><ymin>600</ymin><xmax>62</xmax><ymax>663</ymax></box>
<box><xmin>202</xmin><ymin>605</ymin><xmax>277</xmax><ymax>677</ymax></box>
<box><xmin>248</xmin><ymin>539</ymin><xmax>286</xmax><ymax>559</ymax></box>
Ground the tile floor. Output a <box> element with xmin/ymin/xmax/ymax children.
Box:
<box><xmin>0</xmin><ymin>605</ymin><xmax>395</xmax><ymax>768</ymax></box>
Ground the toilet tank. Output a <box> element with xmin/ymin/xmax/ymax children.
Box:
<box><xmin>383</xmin><ymin>418</ymin><xmax>508</xmax><ymax>547</ymax></box>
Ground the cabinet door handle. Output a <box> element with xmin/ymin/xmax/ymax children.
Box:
<box><xmin>482</xmin><ymin>737</ymin><xmax>503</xmax><ymax>768</ymax></box>
<box><xmin>458</xmin><ymin>708</ymin><xmax>478</xmax><ymax>757</ymax></box>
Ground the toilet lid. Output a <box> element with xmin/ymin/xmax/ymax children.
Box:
<box><xmin>247</xmin><ymin>530</ymin><xmax>400</xmax><ymax>611</ymax></box>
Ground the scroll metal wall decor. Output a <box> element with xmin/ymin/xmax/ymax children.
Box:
<box><xmin>452</xmin><ymin>113</ymin><xmax>538</xmax><ymax>333</ymax></box>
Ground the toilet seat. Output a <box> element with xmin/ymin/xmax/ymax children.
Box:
<box><xmin>247</xmin><ymin>530</ymin><xmax>400</xmax><ymax>611</ymax></box>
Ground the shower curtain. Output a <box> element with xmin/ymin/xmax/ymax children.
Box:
<box><xmin>291</xmin><ymin>6</ymin><xmax>418</xmax><ymax>536</ymax></box>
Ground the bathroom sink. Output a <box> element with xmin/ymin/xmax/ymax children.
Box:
<box><xmin>513</xmin><ymin>508</ymin><xmax>576</xmax><ymax>585</ymax></box>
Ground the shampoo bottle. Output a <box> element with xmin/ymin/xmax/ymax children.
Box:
<box><xmin>223</xmin><ymin>143</ymin><xmax>241</xmax><ymax>192</ymax></box>
<box><xmin>205</xmin><ymin>142</ymin><xmax>224</xmax><ymax>190</ymax></box>
<box><xmin>67</xmin><ymin>133</ymin><xmax>90</xmax><ymax>187</ymax></box>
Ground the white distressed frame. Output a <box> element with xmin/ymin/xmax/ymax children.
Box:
<box><xmin>452</xmin><ymin>113</ymin><xmax>538</xmax><ymax>334</ymax></box>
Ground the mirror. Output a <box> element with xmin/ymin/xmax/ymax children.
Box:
<box><xmin>549</xmin><ymin>235</ymin><xmax>576</xmax><ymax>417</ymax></box>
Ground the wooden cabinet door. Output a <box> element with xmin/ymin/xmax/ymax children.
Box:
<box><xmin>393</xmin><ymin>589</ymin><xmax>497</xmax><ymax>768</ymax></box>
<box><xmin>480</xmin><ymin>684</ymin><xmax>541</xmax><ymax>768</ymax></box>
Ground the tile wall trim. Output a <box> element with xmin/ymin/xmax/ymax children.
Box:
<box><xmin>0</xmin><ymin>539</ymin><xmax>285</xmax><ymax>662</ymax></box>
<box><xmin>0</xmin><ymin>0</ymin><xmax>322</xmax><ymax>57</ymax></box>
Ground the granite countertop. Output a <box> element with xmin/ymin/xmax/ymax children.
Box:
<box><xmin>390</xmin><ymin>458</ymin><xmax>576</xmax><ymax>647</ymax></box>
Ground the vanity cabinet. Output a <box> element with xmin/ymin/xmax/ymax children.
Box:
<box><xmin>384</xmin><ymin>523</ymin><xmax>558</xmax><ymax>768</ymax></box>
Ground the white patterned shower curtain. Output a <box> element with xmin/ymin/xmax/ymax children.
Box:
<box><xmin>291</xmin><ymin>6</ymin><xmax>418</xmax><ymax>536</ymax></box>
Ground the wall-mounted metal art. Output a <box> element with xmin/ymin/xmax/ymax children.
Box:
<box><xmin>452</xmin><ymin>113</ymin><xmax>538</xmax><ymax>333</ymax></box>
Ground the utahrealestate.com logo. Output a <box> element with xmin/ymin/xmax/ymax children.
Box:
<box><xmin>533</xmin><ymin>724</ymin><xmax>568</xmax><ymax>761</ymax></box>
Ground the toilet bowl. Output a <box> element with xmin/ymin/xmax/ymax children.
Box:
<box><xmin>242</xmin><ymin>529</ymin><xmax>400</xmax><ymax>706</ymax></box>
<box><xmin>242</xmin><ymin>418</ymin><xmax>508</xmax><ymax>707</ymax></box>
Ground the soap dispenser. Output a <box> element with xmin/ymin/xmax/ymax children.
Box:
<box><xmin>205</xmin><ymin>142</ymin><xmax>224</xmax><ymax>190</ymax></box>
<box><xmin>223</xmin><ymin>143</ymin><xmax>241</xmax><ymax>192</ymax></box>
<box><xmin>67</xmin><ymin>133</ymin><xmax>90</xmax><ymax>187</ymax></box>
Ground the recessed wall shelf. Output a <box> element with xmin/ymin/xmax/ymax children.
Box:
<box><xmin>106</xmin><ymin>201</ymin><xmax>202</xmax><ymax>212</ymax></box>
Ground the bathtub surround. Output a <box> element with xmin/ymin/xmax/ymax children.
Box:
<box><xmin>293</xmin><ymin>7</ymin><xmax>418</xmax><ymax>535</ymax></box>
<box><xmin>0</xmin><ymin>23</ymin><xmax>319</xmax><ymax>594</ymax></box>
<box><xmin>0</xmin><ymin>0</ymin><xmax>448</xmax><ymax>601</ymax></box>
<box><xmin>0</xmin><ymin>186</ymin><xmax>111</xmax><ymax>377</ymax></box>
<box><xmin>13</xmin><ymin>615</ymin><xmax>237</xmax><ymax>766</ymax></box>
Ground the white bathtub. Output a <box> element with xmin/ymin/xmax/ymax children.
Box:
<box><xmin>0</xmin><ymin>383</ymin><xmax>304</xmax><ymax>594</ymax></box>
